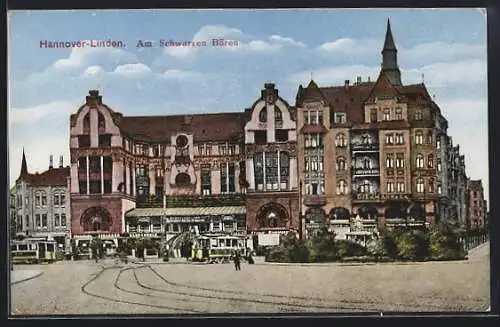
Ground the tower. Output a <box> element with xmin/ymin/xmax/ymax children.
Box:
<box><xmin>381</xmin><ymin>19</ymin><xmax>402</xmax><ymax>86</ymax></box>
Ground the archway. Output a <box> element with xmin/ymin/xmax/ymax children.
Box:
<box><xmin>305</xmin><ymin>207</ymin><xmax>326</xmax><ymax>224</ymax></box>
<box><xmin>329</xmin><ymin>207</ymin><xmax>350</xmax><ymax>220</ymax></box>
<box><xmin>409</xmin><ymin>204</ymin><xmax>426</xmax><ymax>221</ymax></box>
<box><xmin>384</xmin><ymin>206</ymin><xmax>406</xmax><ymax>219</ymax></box>
<box><xmin>256</xmin><ymin>202</ymin><xmax>289</xmax><ymax>228</ymax></box>
<box><xmin>80</xmin><ymin>206</ymin><xmax>113</xmax><ymax>232</ymax></box>
<box><xmin>357</xmin><ymin>205</ymin><xmax>379</xmax><ymax>219</ymax></box>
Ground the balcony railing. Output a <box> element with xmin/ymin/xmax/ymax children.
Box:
<box><xmin>303</xmin><ymin>195</ymin><xmax>327</xmax><ymax>206</ymax></box>
<box><xmin>353</xmin><ymin>168</ymin><xmax>380</xmax><ymax>176</ymax></box>
<box><xmin>135</xmin><ymin>194</ymin><xmax>246</xmax><ymax>208</ymax></box>
<box><xmin>351</xmin><ymin>143</ymin><xmax>379</xmax><ymax>151</ymax></box>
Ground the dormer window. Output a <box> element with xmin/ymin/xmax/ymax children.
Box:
<box><xmin>83</xmin><ymin>113</ymin><xmax>90</xmax><ymax>134</ymax></box>
<box><xmin>274</xmin><ymin>107</ymin><xmax>282</xmax><ymax>122</ymax></box>
<box><xmin>370</xmin><ymin>108</ymin><xmax>377</xmax><ymax>123</ymax></box>
<box><xmin>259</xmin><ymin>108</ymin><xmax>267</xmax><ymax>122</ymax></box>
<box><xmin>98</xmin><ymin>112</ymin><xmax>105</xmax><ymax>132</ymax></box>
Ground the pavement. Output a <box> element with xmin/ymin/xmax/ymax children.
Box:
<box><xmin>11</xmin><ymin>270</ymin><xmax>43</xmax><ymax>285</ymax></box>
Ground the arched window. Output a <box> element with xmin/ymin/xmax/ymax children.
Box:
<box><xmin>361</xmin><ymin>134</ymin><xmax>371</xmax><ymax>144</ymax></box>
<box><xmin>395</xmin><ymin>107</ymin><xmax>403</xmax><ymax>120</ymax></box>
<box><xmin>83</xmin><ymin>113</ymin><xmax>90</xmax><ymax>133</ymax></box>
<box><xmin>336</xmin><ymin>180</ymin><xmax>347</xmax><ymax>195</ymax></box>
<box><xmin>274</xmin><ymin>107</ymin><xmax>282</xmax><ymax>122</ymax></box>
<box><xmin>362</xmin><ymin>157</ymin><xmax>372</xmax><ymax>169</ymax></box>
<box><xmin>336</xmin><ymin>157</ymin><xmax>346</xmax><ymax>171</ymax></box>
<box><xmin>428</xmin><ymin>154</ymin><xmax>434</xmax><ymax>168</ymax></box>
<box><xmin>175</xmin><ymin>173</ymin><xmax>191</xmax><ymax>186</ymax></box>
<box><xmin>259</xmin><ymin>108</ymin><xmax>267</xmax><ymax>122</ymax></box>
<box><xmin>336</xmin><ymin>133</ymin><xmax>346</xmax><ymax>147</ymax></box>
<box><xmin>415</xmin><ymin>130</ymin><xmax>423</xmax><ymax>145</ymax></box>
<box><xmin>359</xmin><ymin>180</ymin><xmax>372</xmax><ymax>193</ymax></box>
<box><xmin>427</xmin><ymin>131</ymin><xmax>433</xmax><ymax>144</ymax></box>
<box><xmin>416</xmin><ymin>178</ymin><xmax>425</xmax><ymax>193</ymax></box>
<box><xmin>428</xmin><ymin>178</ymin><xmax>435</xmax><ymax>193</ymax></box>
<box><xmin>98</xmin><ymin>112</ymin><xmax>105</xmax><ymax>132</ymax></box>
<box><xmin>416</xmin><ymin>154</ymin><xmax>424</xmax><ymax>168</ymax></box>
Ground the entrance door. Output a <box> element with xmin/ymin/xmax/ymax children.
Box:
<box><xmin>38</xmin><ymin>242</ymin><xmax>46</xmax><ymax>260</ymax></box>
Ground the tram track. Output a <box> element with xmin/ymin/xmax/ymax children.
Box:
<box><xmin>80</xmin><ymin>264</ymin><xmax>203</xmax><ymax>313</ymax></box>
<box><xmin>142</xmin><ymin>264</ymin><xmax>486</xmax><ymax>312</ymax></box>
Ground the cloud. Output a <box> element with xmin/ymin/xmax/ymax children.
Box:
<box><xmin>317</xmin><ymin>38</ymin><xmax>379</xmax><ymax>54</ymax></box>
<box><xmin>268</xmin><ymin>35</ymin><xmax>306</xmax><ymax>48</ymax></box>
<box><xmin>162</xmin><ymin>69</ymin><xmax>202</xmax><ymax>80</ymax></box>
<box><xmin>9</xmin><ymin>100</ymin><xmax>80</xmax><ymax>124</ymax></box>
<box><xmin>83</xmin><ymin>65</ymin><xmax>105</xmax><ymax>77</ymax></box>
<box><xmin>114</xmin><ymin>63</ymin><xmax>152</xmax><ymax>75</ymax></box>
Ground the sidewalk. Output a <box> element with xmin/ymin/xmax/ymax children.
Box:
<box><xmin>11</xmin><ymin>270</ymin><xmax>43</xmax><ymax>285</ymax></box>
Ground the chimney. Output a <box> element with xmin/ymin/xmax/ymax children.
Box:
<box><xmin>344</xmin><ymin>80</ymin><xmax>350</xmax><ymax>87</ymax></box>
<box><xmin>183</xmin><ymin>115</ymin><xmax>193</xmax><ymax>125</ymax></box>
<box><xmin>356</xmin><ymin>76</ymin><xmax>361</xmax><ymax>84</ymax></box>
<box><xmin>86</xmin><ymin>89</ymin><xmax>102</xmax><ymax>106</ymax></box>
<box><xmin>59</xmin><ymin>156</ymin><xmax>63</xmax><ymax>168</ymax></box>
<box><xmin>49</xmin><ymin>155</ymin><xmax>53</xmax><ymax>169</ymax></box>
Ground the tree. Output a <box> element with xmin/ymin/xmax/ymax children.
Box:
<box><xmin>308</xmin><ymin>228</ymin><xmax>337</xmax><ymax>262</ymax></box>
<box><xmin>396</xmin><ymin>229</ymin><xmax>429</xmax><ymax>260</ymax></box>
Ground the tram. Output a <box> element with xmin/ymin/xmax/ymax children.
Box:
<box><xmin>191</xmin><ymin>233</ymin><xmax>248</xmax><ymax>263</ymax></box>
<box><xmin>11</xmin><ymin>238</ymin><xmax>58</xmax><ymax>264</ymax></box>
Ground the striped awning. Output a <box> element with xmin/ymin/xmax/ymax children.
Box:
<box><xmin>126</xmin><ymin>206</ymin><xmax>246</xmax><ymax>217</ymax></box>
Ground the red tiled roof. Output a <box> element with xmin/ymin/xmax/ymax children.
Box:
<box><xmin>23</xmin><ymin>167</ymin><xmax>70</xmax><ymax>187</ymax></box>
<box><xmin>351</xmin><ymin>120</ymin><xmax>411</xmax><ymax>130</ymax></box>
<box><xmin>320</xmin><ymin>83</ymin><xmax>375</xmax><ymax>124</ymax></box>
<box><xmin>119</xmin><ymin>112</ymin><xmax>246</xmax><ymax>143</ymax></box>
<box><xmin>300</xmin><ymin>124</ymin><xmax>329</xmax><ymax>134</ymax></box>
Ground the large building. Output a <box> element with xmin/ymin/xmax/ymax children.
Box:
<box><xmin>65</xmin><ymin>19</ymin><xmax>476</xmax><ymax>247</ymax></box>
<box><xmin>13</xmin><ymin>151</ymin><xmax>71</xmax><ymax>247</ymax></box>
<box><xmin>468</xmin><ymin>180</ymin><xmax>486</xmax><ymax>229</ymax></box>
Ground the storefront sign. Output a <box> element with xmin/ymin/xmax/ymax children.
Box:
<box><xmin>355</xmin><ymin>193</ymin><xmax>409</xmax><ymax>201</ymax></box>
<box><xmin>162</xmin><ymin>217</ymin><xmax>207</xmax><ymax>223</ymax></box>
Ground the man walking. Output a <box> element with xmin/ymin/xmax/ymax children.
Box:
<box><xmin>233</xmin><ymin>250</ymin><xmax>241</xmax><ymax>271</ymax></box>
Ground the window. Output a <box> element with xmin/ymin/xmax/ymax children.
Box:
<box><xmin>437</xmin><ymin>185</ymin><xmax>442</xmax><ymax>194</ymax></box>
<box><xmin>385</xmin><ymin>133</ymin><xmax>394</xmax><ymax>145</ymax></box>
<box><xmin>383</xmin><ymin>108</ymin><xmax>390</xmax><ymax>121</ymax></box>
<box><xmin>362</xmin><ymin>157</ymin><xmax>372</xmax><ymax>169</ymax></box>
<box><xmin>310</xmin><ymin>111</ymin><xmax>318</xmax><ymax>124</ymax></box>
<box><xmin>41</xmin><ymin>193</ymin><xmax>47</xmax><ymax>206</ymax></box>
<box><xmin>154</xmin><ymin>144</ymin><xmax>163</xmax><ymax>157</ymax></box>
<box><xmin>42</xmin><ymin>214</ymin><xmax>47</xmax><ymax>228</ymax></box>
<box><xmin>395</xmin><ymin>107</ymin><xmax>403</xmax><ymax>120</ymax></box>
<box><xmin>98</xmin><ymin>112</ymin><xmax>105</xmax><ymax>131</ymax></box>
<box><xmin>198</xmin><ymin>145</ymin><xmax>205</xmax><ymax>156</ymax></box>
<box><xmin>175</xmin><ymin>173</ymin><xmax>191</xmax><ymax>186</ymax></box>
<box><xmin>274</xmin><ymin>107</ymin><xmax>282</xmax><ymax>123</ymax></box>
<box><xmin>275</xmin><ymin>130</ymin><xmax>288</xmax><ymax>142</ymax></box>
<box><xmin>305</xmin><ymin>133</ymin><xmax>322</xmax><ymax>148</ymax></box>
<box><xmin>427</xmin><ymin>131</ymin><xmax>433</xmax><ymax>144</ymax></box>
<box><xmin>259</xmin><ymin>108</ymin><xmax>267</xmax><ymax>122</ymax></box>
<box><xmin>25</xmin><ymin>215</ymin><xmax>29</xmax><ymax>227</ymax></box>
<box><xmin>395</xmin><ymin>133</ymin><xmax>404</xmax><ymax>145</ymax></box>
<box><xmin>265</xmin><ymin>152</ymin><xmax>279</xmax><ymax>190</ymax></box>
<box><xmin>254</xmin><ymin>131</ymin><xmax>267</xmax><ymax>145</ymax></box>
<box><xmin>416</xmin><ymin>154</ymin><xmax>424</xmax><ymax>168</ymax></box>
<box><xmin>428</xmin><ymin>178</ymin><xmax>435</xmax><ymax>193</ymax></box>
<box><xmin>54</xmin><ymin>213</ymin><xmax>60</xmax><ymax>227</ymax></box>
<box><xmin>54</xmin><ymin>194</ymin><xmax>60</xmax><ymax>206</ymax></box>
<box><xmin>396</xmin><ymin>153</ymin><xmax>404</xmax><ymax>168</ymax></box>
<box><xmin>361</xmin><ymin>134</ymin><xmax>371</xmax><ymax>144</ymax></box>
<box><xmin>386</xmin><ymin>154</ymin><xmax>394</xmax><ymax>168</ymax></box>
<box><xmin>428</xmin><ymin>154</ymin><xmax>434</xmax><ymax>168</ymax></box>
<box><xmin>417</xmin><ymin>178</ymin><xmax>425</xmax><ymax>193</ymax></box>
<box><xmin>415</xmin><ymin>109</ymin><xmax>423</xmax><ymax>120</ymax></box>
<box><xmin>437</xmin><ymin>159</ymin><xmax>442</xmax><ymax>172</ymax></box>
<box><xmin>336</xmin><ymin>180</ymin><xmax>347</xmax><ymax>195</ymax></box>
<box><xmin>201</xmin><ymin>165</ymin><xmax>211</xmax><ymax>195</ymax></box>
<box><xmin>254</xmin><ymin>153</ymin><xmax>264</xmax><ymax>190</ymax></box>
<box><xmin>359</xmin><ymin>180</ymin><xmax>373</xmax><ymax>194</ymax></box>
<box><xmin>415</xmin><ymin>131</ymin><xmax>423</xmax><ymax>145</ymax></box>
<box><xmin>370</xmin><ymin>108</ymin><xmax>377</xmax><ymax>123</ymax></box>
<box><xmin>220</xmin><ymin>163</ymin><xmax>236</xmax><ymax>193</ymax></box>
<box><xmin>218</xmin><ymin>144</ymin><xmax>227</xmax><ymax>156</ymax></box>
<box><xmin>83</xmin><ymin>113</ymin><xmax>90</xmax><ymax>133</ymax></box>
<box><xmin>78</xmin><ymin>135</ymin><xmax>91</xmax><ymax>148</ymax></box>
<box><xmin>98</xmin><ymin>134</ymin><xmax>111</xmax><ymax>147</ymax></box>
<box><xmin>335</xmin><ymin>112</ymin><xmax>347</xmax><ymax>124</ymax></box>
<box><xmin>387</xmin><ymin>182</ymin><xmax>395</xmax><ymax>193</ymax></box>
<box><xmin>336</xmin><ymin>157</ymin><xmax>346</xmax><ymax>171</ymax></box>
<box><xmin>35</xmin><ymin>214</ymin><xmax>41</xmax><ymax>227</ymax></box>
<box><xmin>437</xmin><ymin>138</ymin><xmax>441</xmax><ymax>150</ymax></box>
<box><xmin>397</xmin><ymin>182</ymin><xmax>405</xmax><ymax>193</ymax></box>
<box><xmin>279</xmin><ymin>152</ymin><xmax>290</xmax><ymax>189</ymax></box>
<box><xmin>35</xmin><ymin>194</ymin><xmax>41</xmax><ymax>207</ymax></box>
<box><xmin>336</xmin><ymin>133</ymin><xmax>346</xmax><ymax>147</ymax></box>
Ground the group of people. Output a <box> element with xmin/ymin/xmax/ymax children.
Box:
<box><xmin>232</xmin><ymin>248</ymin><xmax>254</xmax><ymax>271</ymax></box>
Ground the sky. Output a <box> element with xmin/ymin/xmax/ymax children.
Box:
<box><xmin>7</xmin><ymin>9</ymin><xmax>489</xmax><ymax>204</ymax></box>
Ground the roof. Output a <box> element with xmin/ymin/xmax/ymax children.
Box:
<box><xmin>126</xmin><ymin>206</ymin><xmax>246</xmax><ymax>217</ymax></box>
<box><xmin>22</xmin><ymin>167</ymin><xmax>70</xmax><ymax>187</ymax></box>
<box><xmin>382</xmin><ymin>19</ymin><xmax>397</xmax><ymax>52</ymax></box>
<box><xmin>319</xmin><ymin>83</ymin><xmax>375</xmax><ymax>124</ymax></box>
<box><xmin>118</xmin><ymin>112</ymin><xmax>246</xmax><ymax>143</ymax></box>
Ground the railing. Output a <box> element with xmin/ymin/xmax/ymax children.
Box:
<box><xmin>135</xmin><ymin>194</ymin><xmax>246</xmax><ymax>208</ymax></box>
<box><xmin>459</xmin><ymin>231</ymin><xmax>489</xmax><ymax>252</ymax></box>
<box><xmin>352</xmin><ymin>168</ymin><xmax>380</xmax><ymax>176</ymax></box>
<box><xmin>303</xmin><ymin>195</ymin><xmax>327</xmax><ymax>206</ymax></box>
<box><xmin>351</xmin><ymin>143</ymin><xmax>379</xmax><ymax>151</ymax></box>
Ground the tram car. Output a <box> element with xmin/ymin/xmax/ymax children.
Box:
<box><xmin>11</xmin><ymin>238</ymin><xmax>58</xmax><ymax>264</ymax></box>
<box><xmin>191</xmin><ymin>233</ymin><xmax>247</xmax><ymax>263</ymax></box>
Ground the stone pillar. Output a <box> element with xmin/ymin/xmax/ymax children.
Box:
<box><xmin>289</xmin><ymin>157</ymin><xmax>297</xmax><ymax>190</ymax></box>
<box><xmin>246</xmin><ymin>158</ymin><xmax>254</xmax><ymax>190</ymax></box>
<box><xmin>267</xmin><ymin>104</ymin><xmax>275</xmax><ymax>143</ymax></box>
<box><xmin>112</xmin><ymin>160</ymin><xmax>122</xmax><ymax>194</ymax></box>
<box><xmin>90</xmin><ymin>109</ymin><xmax>99</xmax><ymax>147</ymax></box>
<box><xmin>100</xmin><ymin>156</ymin><xmax>104</xmax><ymax>194</ymax></box>
<box><xmin>86</xmin><ymin>156</ymin><xmax>90</xmax><ymax>195</ymax></box>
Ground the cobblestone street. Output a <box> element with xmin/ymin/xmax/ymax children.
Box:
<box><xmin>11</xmin><ymin>242</ymin><xmax>490</xmax><ymax>315</ymax></box>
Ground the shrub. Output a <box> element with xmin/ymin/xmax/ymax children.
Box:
<box><xmin>336</xmin><ymin>240</ymin><xmax>368</xmax><ymax>258</ymax></box>
<box><xmin>396</xmin><ymin>229</ymin><xmax>429</xmax><ymax>260</ymax></box>
<box><xmin>371</xmin><ymin>232</ymin><xmax>398</xmax><ymax>258</ymax></box>
<box><xmin>308</xmin><ymin>228</ymin><xmax>337</xmax><ymax>262</ymax></box>
<box><xmin>287</xmin><ymin>240</ymin><xmax>310</xmax><ymax>263</ymax></box>
<box><xmin>265</xmin><ymin>247</ymin><xmax>288</xmax><ymax>262</ymax></box>
<box><xmin>429</xmin><ymin>227</ymin><xmax>465</xmax><ymax>260</ymax></box>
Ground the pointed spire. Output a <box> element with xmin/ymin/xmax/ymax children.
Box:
<box><xmin>382</xmin><ymin>18</ymin><xmax>397</xmax><ymax>52</ymax></box>
<box><xmin>19</xmin><ymin>148</ymin><xmax>28</xmax><ymax>179</ymax></box>
<box><xmin>307</xmin><ymin>79</ymin><xmax>319</xmax><ymax>89</ymax></box>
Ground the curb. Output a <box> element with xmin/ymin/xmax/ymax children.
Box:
<box><xmin>11</xmin><ymin>271</ymin><xmax>43</xmax><ymax>285</ymax></box>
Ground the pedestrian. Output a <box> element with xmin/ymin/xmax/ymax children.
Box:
<box><xmin>233</xmin><ymin>250</ymin><xmax>241</xmax><ymax>271</ymax></box>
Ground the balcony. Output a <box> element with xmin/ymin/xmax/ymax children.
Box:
<box><xmin>135</xmin><ymin>194</ymin><xmax>246</xmax><ymax>208</ymax></box>
<box><xmin>352</xmin><ymin>191</ymin><xmax>410</xmax><ymax>203</ymax></box>
<box><xmin>351</xmin><ymin>143</ymin><xmax>379</xmax><ymax>151</ymax></box>
<box><xmin>303</xmin><ymin>195</ymin><xmax>327</xmax><ymax>206</ymax></box>
<box><xmin>353</xmin><ymin>168</ymin><xmax>380</xmax><ymax>176</ymax></box>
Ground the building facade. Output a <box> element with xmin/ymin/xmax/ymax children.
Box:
<box><xmin>14</xmin><ymin>151</ymin><xmax>71</xmax><ymax>246</ymax></box>
<box><xmin>468</xmin><ymin>180</ymin><xmax>486</xmax><ymax>229</ymax></box>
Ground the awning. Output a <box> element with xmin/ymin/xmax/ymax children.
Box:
<box><xmin>126</xmin><ymin>206</ymin><xmax>246</xmax><ymax>218</ymax></box>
